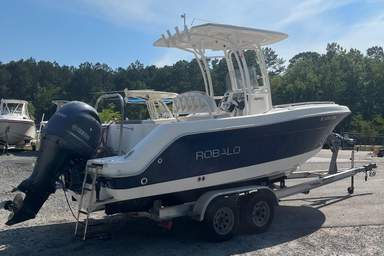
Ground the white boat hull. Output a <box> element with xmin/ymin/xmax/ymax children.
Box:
<box><xmin>0</xmin><ymin>119</ymin><xmax>36</xmax><ymax>145</ymax></box>
<box><xmin>91</xmin><ymin>148</ymin><xmax>318</xmax><ymax>207</ymax></box>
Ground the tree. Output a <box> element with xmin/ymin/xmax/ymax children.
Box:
<box><xmin>0</xmin><ymin>66</ymin><xmax>11</xmax><ymax>97</ymax></box>
<box><xmin>211</xmin><ymin>58</ymin><xmax>229</xmax><ymax>96</ymax></box>
<box><xmin>351</xmin><ymin>114</ymin><xmax>375</xmax><ymax>136</ymax></box>
<box><xmin>367</xmin><ymin>46</ymin><xmax>384</xmax><ymax>62</ymax></box>
<box><xmin>326</xmin><ymin>43</ymin><xmax>345</xmax><ymax>59</ymax></box>
<box><xmin>241</xmin><ymin>49</ymin><xmax>285</xmax><ymax>77</ymax></box>
<box><xmin>5</xmin><ymin>60</ymin><xmax>34</xmax><ymax>100</ymax></box>
<box><xmin>262</xmin><ymin>47</ymin><xmax>286</xmax><ymax>77</ymax></box>
<box><xmin>288</xmin><ymin>52</ymin><xmax>320</xmax><ymax>68</ymax></box>
<box><xmin>0</xmin><ymin>40</ymin><xmax>383</xmax><ymax>135</ymax></box>
<box><xmin>98</xmin><ymin>103</ymin><xmax>121</xmax><ymax>123</ymax></box>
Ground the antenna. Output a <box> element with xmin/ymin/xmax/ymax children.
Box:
<box><xmin>181</xmin><ymin>13</ymin><xmax>186</xmax><ymax>26</ymax></box>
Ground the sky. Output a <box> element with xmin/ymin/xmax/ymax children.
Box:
<box><xmin>1</xmin><ymin>0</ymin><xmax>383</xmax><ymax>70</ymax></box>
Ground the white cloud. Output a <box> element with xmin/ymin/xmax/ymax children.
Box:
<box><xmin>338</xmin><ymin>14</ymin><xmax>384</xmax><ymax>52</ymax></box>
<box><xmin>73</xmin><ymin>0</ymin><xmax>297</xmax><ymax>31</ymax></box>
<box><xmin>153</xmin><ymin>49</ymin><xmax>193</xmax><ymax>67</ymax></box>
<box><xmin>275</xmin><ymin>12</ymin><xmax>384</xmax><ymax>62</ymax></box>
<box><xmin>79</xmin><ymin>0</ymin><xmax>164</xmax><ymax>25</ymax></box>
<box><xmin>276</xmin><ymin>0</ymin><xmax>356</xmax><ymax>28</ymax></box>
<box><xmin>55</xmin><ymin>0</ymin><xmax>383</xmax><ymax>65</ymax></box>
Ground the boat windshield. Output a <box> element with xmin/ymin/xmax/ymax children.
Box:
<box><xmin>1</xmin><ymin>102</ymin><xmax>24</xmax><ymax>115</ymax></box>
<box><xmin>226</xmin><ymin>66</ymin><xmax>262</xmax><ymax>91</ymax></box>
<box><xmin>123</xmin><ymin>89</ymin><xmax>178</xmax><ymax>120</ymax></box>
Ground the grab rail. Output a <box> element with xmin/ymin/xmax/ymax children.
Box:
<box><xmin>95</xmin><ymin>94</ymin><xmax>124</xmax><ymax>156</ymax></box>
<box><xmin>273</xmin><ymin>101</ymin><xmax>335</xmax><ymax>109</ymax></box>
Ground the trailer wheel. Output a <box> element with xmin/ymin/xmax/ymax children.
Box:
<box><xmin>240</xmin><ymin>192</ymin><xmax>274</xmax><ymax>234</ymax></box>
<box><xmin>203</xmin><ymin>197</ymin><xmax>239</xmax><ymax>242</ymax></box>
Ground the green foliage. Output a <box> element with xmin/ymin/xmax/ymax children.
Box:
<box><xmin>27</xmin><ymin>102</ymin><xmax>36</xmax><ymax>121</ymax></box>
<box><xmin>351</xmin><ymin>114</ymin><xmax>375</xmax><ymax>136</ymax></box>
<box><xmin>373</xmin><ymin>115</ymin><xmax>384</xmax><ymax>135</ymax></box>
<box><xmin>98</xmin><ymin>103</ymin><xmax>121</xmax><ymax>123</ymax></box>
<box><xmin>288</xmin><ymin>52</ymin><xmax>320</xmax><ymax>68</ymax></box>
<box><xmin>262</xmin><ymin>47</ymin><xmax>286</xmax><ymax>77</ymax></box>
<box><xmin>272</xmin><ymin>43</ymin><xmax>384</xmax><ymax>133</ymax></box>
<box><xmin>367</xmin><ymin>46</ymin><xmax>384</xmax><ymax>62</ymax></box>
<box><xmin>0</xmin><ymin>42</ymin><xmax>383</xmax><ymax>134</ymax></box>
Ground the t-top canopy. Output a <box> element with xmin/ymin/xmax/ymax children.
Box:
<box><xmin>153</xmin><ymin>23</ymin><xmax>288</xmax><ymax>51</ymax></box>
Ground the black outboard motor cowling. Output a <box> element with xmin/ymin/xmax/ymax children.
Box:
<box><xmin>5</xmin><ymin>101</ymin><xmax>102</xmax><ymax>225</ymax></box>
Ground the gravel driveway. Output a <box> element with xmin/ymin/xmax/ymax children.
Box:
<box><xmin>0</xmin><ymin>149</ymin><xmax>383</xmax><ymax>256</ymax></box>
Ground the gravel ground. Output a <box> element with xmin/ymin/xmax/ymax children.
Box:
<box><xmin>0</xmin><ymin>149</ymin><xmax>383</xmax><ymax>256</ymax></box>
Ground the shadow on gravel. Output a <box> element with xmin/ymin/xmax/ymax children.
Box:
<box><xmin>282</xmin><ymin>193</ymin><xmax>373</xmax><ymax>209</ymax></box>
<box><xmin>0</xmin><ymin>205</ymin><xmax>325</xmax><ymax>256</ymax></box>
<box><xmin>0</xmin><ymin>149</ymin><xmax>39</xmax><ymax>158</ymax></box>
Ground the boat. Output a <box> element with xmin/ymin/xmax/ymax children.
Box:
<box><xmin>2</xmin><ymin>23</ymin><xmax>351</xmax><ymax>231</ymax></box>
<box><xmin>38</xmin><ymin>100</ymin><xmax>70</xmax><ymax>133</ymax></box>
<box><xmin>0</xmin><ymin>99</ymin><xmax>36</xmax><ymax>149</ymax></box>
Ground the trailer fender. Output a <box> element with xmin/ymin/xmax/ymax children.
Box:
<box><xmin>258</xmin><ymin>188</ymin><xmax>279</xmax><ymax>206</ymax></box>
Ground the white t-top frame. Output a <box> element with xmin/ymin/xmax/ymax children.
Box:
<box><xmin>153</xmin><ymin>23</ymin><xmax>288</xmax><ymax>115</ymax></box>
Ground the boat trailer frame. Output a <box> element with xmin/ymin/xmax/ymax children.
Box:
<box><xmin>75</xmin><ymin>137</ymin><xmax>377</xmax><ymax>240</ymax></box>
<box><xmin>144</xmin><ymin>153</ymin><xmax>376</xmax><ymax>223</ymax></box>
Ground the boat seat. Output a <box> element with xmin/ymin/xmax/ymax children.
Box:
<box><xmin>177</xmin><ymin>112</ymin><xmax>230</xmax><ymax>122</ymax></box>
<box><xmin>172</xmin><ymin>91</ymin><xmax>229</xmax><ymax>121</ymax></box>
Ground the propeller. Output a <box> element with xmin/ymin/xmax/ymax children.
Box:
<box><xmin>2</xmin><ymin>194</ymin><xmax>24</xmax><ymax>221</ymax></box>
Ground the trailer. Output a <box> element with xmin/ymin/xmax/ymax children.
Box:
<box><xmin>0</xmin><ymin>138</ymin><xmax>38</xmax><ymax>155</ymax></box>
<box><xmin>74</xmin><ymin>143</ymin><xmax>377</xmax><ymax>242</ymax></box>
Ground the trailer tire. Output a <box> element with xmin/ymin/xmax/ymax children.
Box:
<box><xmin>240</xmin><ymin>192</ymin><xmax>274</xmax><ymax>234</ymax></box>
<box><xmin>203</xmin><ymin>197</ymin><xmax>239</xmax><ymax>242</ymax></box>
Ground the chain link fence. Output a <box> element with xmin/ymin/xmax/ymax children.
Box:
<box><xmin>344</xmin><ymin>133</ymin><xmax>384</xmax><ymax>151</ymax></box>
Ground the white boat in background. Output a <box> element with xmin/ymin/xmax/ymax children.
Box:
<box><xmin>38</xmin><ymin>100</ymin><xmax>70</xmax><ymax>132</ymax></box>
<box><xmin>0</xmin><ymin>99</ymin><xmax>36</xmax><ymax>149</ymax></box>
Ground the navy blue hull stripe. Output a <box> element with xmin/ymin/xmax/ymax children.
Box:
<box><xmin>100</xmin><ymin>113</ymin><xmax>348</xmax><ymax>190</ymax></box>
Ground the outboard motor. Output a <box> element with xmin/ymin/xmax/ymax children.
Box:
<box><xmin>3</xmin><ymin>101</ymin><xmax>102</xmax><ymax>225</ymax></box>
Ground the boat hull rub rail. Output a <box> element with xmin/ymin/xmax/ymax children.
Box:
<box><xmin>274</xmin><ymin>101</ymin><xmax>335</xmax><ymax>109</ymax></box>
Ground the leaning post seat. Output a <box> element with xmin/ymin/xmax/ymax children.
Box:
<box><xmin>172</xmin><ymin>91</ymin><xmax>229</xmax><ymax>121</ymax></box>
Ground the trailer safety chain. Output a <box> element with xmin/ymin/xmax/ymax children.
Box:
<box><xmin>59</xmin><ymin>176</ymin><xmax>85</xmax><ymax>226</ymax></box>
<box><xmin>59</xmin><ymin>176</ymin><xmax>100</xmax><ymax>228</ymax></box>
